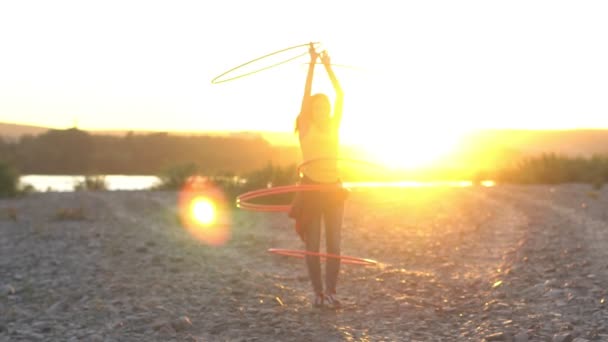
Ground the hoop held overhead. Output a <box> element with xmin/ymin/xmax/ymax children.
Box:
<box><xmin>211</xmin><ymin>42</ymin><xmax>321</xmax><ymax>84</ymax></box>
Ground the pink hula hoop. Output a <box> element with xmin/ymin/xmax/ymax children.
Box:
<box><xmin>236</xmin><ymin>158</ymin><xmax>380</xmax><ymax>266</ymax></box>
<box><xmin>268</xmin><ymin>248</ymin><xmax>377</xmax><ymax>266</ymax></box>
<box><xmin>236</xmin><ymin>184</ymin><xmax>343</xmax><ymax>212</ymax></box>
<box><xmin>237</xmin><ymin>158</ymin><xmax>385</xmax><ymax>212</ymax></box>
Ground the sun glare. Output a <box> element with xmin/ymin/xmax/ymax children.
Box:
<box><xmin>330</xmin><ymin>61</ymin><xmax>472</xmax><ymax>171</ymax></box>
<box><xmin>343</xmin><ymin>121</ymin><xmax>466</xmax><ymax>170</ymax></box>
<box><xmin>190</xmin><ymin>197</ymin><xmax>216</xmax><ymax>225</ymax></box>
<box><xmin>178</xmin><ymin>176</ymin><xmax>231</xmax><ymax>246</ymax></box>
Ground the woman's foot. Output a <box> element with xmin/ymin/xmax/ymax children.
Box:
<box><xmin>324</xmin><ymin>293</ymin><xmax>341</xmax><ymax>309</ymax></box>
<box><xmin>313</xmin><ymin>292</ymin><xmax>324</xmax><ymax>308</ymax></box>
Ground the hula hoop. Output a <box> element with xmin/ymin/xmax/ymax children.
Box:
<box><xmin>296</xmin><ymin>157</ymin><xmax>386</xmax><ymax>178</ymax></box>
<box><xmin>268</xmin><ymin>248</ymin><xmax>377</xmax><ymax>266</ymax></box>
<box><xmin>236</xmin><ymin>184</ymin><xmax>342</xmax><ymax>212</ymax></box>
<box><xmin>211</xmin><ymin>42</ymin><xmax>321</xmax><ymax>84</ymax></box>
<box><xmin>236</xmin><ymin>158</ymin><xmax>389</xmax><ymax>212</ymax></box>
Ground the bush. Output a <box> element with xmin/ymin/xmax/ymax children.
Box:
<box><xmin>74</xmin><ymin>175</ymin><xmax>108</xmax><ymax>191</ymax></box>
<box><xmin>226</xmin><ymin>162</ymin><xmax>298</xmax><ymax>206</ymax></box>
<box><xmin>243</xmin><ymin>162</ymin><xmax>297</xmax><ymax>190</ymax></box>
<box><xmin>193</xmin><ymin>162</ymin><xmax>298</xmax><ymax>208</ymax></box>
<box><xmin>496</xmin><ymin>153</ymin><xmax>608</xmax><ymax>185</ymax></box>
<box><xmin>18</xmin><ymin>183</ymin><xmax>36</xmax><ymax>195</ymax></box>
<box><xmin>0</xmin><ymin>161</ymin><xmax>18</xmax><ymax>197</ymax></box>
<box><xmin>155</xmin><ymin>163</ymin><xmax>200</xmax><ymax>190</ymax></box>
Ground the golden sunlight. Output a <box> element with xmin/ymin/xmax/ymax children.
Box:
<box><xmin>190</xmin><ymin>197</ymin><xmax>216</xmax><ymax>225</ymax></box>
<box><xmin>178</xmin><ymin>176</ymin><xmax>231</xmax><ymax>246</ymax></box>
<box><xmin>333</xmin><ymin>63</ymin><xmax>472</xmax><ymax>171</ymax></box>
<box><xmin>343</xmin><ymin>121</ymin><xmax>467</xmax><ymax>170</ymax></box>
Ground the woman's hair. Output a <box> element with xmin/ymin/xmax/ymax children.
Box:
<box><xmin>295</xmin><ymin>93</ymin><xmax>331</xmax><ymax>133</ymax></box>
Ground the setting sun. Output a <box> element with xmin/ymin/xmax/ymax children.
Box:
<box><xmin>342</xmin><ymin>124</ymin><xmax>467</xmax><ymax>170</ymax></box>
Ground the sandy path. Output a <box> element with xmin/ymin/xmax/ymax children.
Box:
<box><xmin>1</xmin><ymin>185</ymin><xmax>607</xmax><ymax>341</ymax></box>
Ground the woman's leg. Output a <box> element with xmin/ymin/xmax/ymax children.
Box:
<box><xmin>324</xmin><ymin>199</ymin><xmax>344</xmax><ymax>295</ymax></box>
<box><xmin>305</xmin><ymin>215</ymin><xmax>323</xmax><ymax>295</ymax></box>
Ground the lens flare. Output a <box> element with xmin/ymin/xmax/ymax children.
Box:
<box><xmin>190</xmin><ymin>197</ymin><xmax>216</xmax><ymax>225</ymax></box>
<box><xmin>178</xmin><ymin>176</ymin><xmax>231</xmax><ymax>246</ymax></box>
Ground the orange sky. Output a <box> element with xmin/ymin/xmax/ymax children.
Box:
<box><xmin>1</xmin><ymin>1</ymin><xmax>607</xmax><ymax>144</ymax></box>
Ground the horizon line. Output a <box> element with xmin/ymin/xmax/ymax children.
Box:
<box><xmin>4</xmin><ymin>120</ymin><xmax>608</xmax><ymax>134</ymax></box>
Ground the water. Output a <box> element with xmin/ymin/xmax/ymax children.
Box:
<box><xmin>343</xmin><ymin>180</ymin><xmax>496</xmax><ymax>188</ymax></box>
<box><xmin>19</xmin><ymin>175</ymin><xmax>496</xmax><ymax>193</ymax></box>
<box><xmin>20</xmin><ymin>175</ymin><xmax>161</xmax><ymax>192</ymax></box>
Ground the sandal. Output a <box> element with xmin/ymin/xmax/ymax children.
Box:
<box><xmin>324</xmin><ymin>293</ymin><xmax>341</xmax><ymax>309</ymax></box>
<box><xmin>313</xmin><ymin>292</ymin><xmax>324</xmax><ymax>308</ymax></box>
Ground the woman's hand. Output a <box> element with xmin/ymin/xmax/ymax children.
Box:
<box><xmin>309</xmin><ymin>43</ymin><xmax>319</xmax><ymax>63</ymax></box>
<box><xmin>320</xmin><ymin>50</ymin><xmax>331</xmax><ymax>66</ymax></box>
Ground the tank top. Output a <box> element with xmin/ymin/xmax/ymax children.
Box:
<box><xmin>298</xmin><ymin>121</ymin><xmax>339</xmax><ymax>183</ymax></box>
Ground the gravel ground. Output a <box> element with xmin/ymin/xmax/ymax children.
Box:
<box><xmin>1</xmin><ymin>184</ymin><xmax>607</xmax><ymax>341</ymax></box>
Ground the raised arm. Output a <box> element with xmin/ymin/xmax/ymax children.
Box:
<box><xmin>320</xmin><ymin>51</ymin><xmax>343</xmax><ymax>127</ymax></box>
<box><xmin>299</xmin><ymin>43</ymin><xmax>318</xmax><ymax>116</ymax></box>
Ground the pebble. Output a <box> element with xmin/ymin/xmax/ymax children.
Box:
<box><xmin>485</xmin><ymin>332</ymin><xmax>507</xmax><ymax>341</ymax></box>
<box><xmin>513</xmin><ymin>331</ymin><xmax>528</xmax><ymax>342</ymax></box>
<box><xmin>553</xmin><ymin>333</ymin><xmax>574</xmax><ymax>342</ymax></box>
<box><xmin>0</xmin><ymin>284</ymin><xmax>15</xmax><ymax>297</ymax></box>
<box><xmin>171</xmin><ymin>316</ymin><xmax>193</xmax><ymax>332</ymax></box>
<box><xmin>15</xmin><ymin>330</ymin><xmax>45</xmax><ymax>341</ymax></box>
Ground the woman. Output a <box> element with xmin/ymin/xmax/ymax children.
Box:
<box><xmin>291</xmin><ymin>43</ymin><xmax>345</xmax><ymax>308</ymax></box>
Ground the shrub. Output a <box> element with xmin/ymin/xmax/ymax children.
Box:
<box><xmin>74</xmin><ymin>175</ymin><xmax>108</xmax><ymax>191</ymax></box>
<box><xmin>155</xmin><ymin>163</ymin><xmax>199</xmax><ymax>190</ymax></box>
<box><xmin>0</xmin><ymin>161</ymin><xmax>18</xmax><ymax>197</ymax></box>
<box><xmin>496</xmin><ymin>153</ymin><xmax>608</xmax><ymax>185</ymax></box>
<box><xmin>226</xmin><ymin>162</ymin><xmax>298</xmax><ymax>206</ymax></box>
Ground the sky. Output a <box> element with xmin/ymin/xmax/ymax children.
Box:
<box><xmin>1</xmin><ymin>0</ymin><xmax>607</xmax><ymax>144</ymax></box>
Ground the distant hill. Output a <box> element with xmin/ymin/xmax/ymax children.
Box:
<box><xmin>0</xmin><ymin>122</ymin><xmax>294</xmax><ymax>145</ymax></box>
<box><xmin>0</xmin><ymin>122</ymin><xmax>49</xmax><ymax>140</ymax></box>
<box><xmin>458</xmin><ymin>129</ymin><xmax>608</xmax><ymax>157</ymax></box>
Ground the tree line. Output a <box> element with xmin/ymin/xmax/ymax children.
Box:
<box><xmin>3</xmin><ymin>128</ymin><xmax>608</xmax><ymax>198</ymax></box>
<box><xmin>0</xmin><ymin>128</ymin><xmax>300</xmax><ymax>176</ymax></box>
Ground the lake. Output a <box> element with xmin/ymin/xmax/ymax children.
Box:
<box><xmin>19</xmin><ymin>175</ymin><xmax>161</xmax><ymax>192</ymax></box>
<box><xmin>19</xmin><ymin>175</ymin><xmax>496</xmax><ymax>192</ymax></box>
